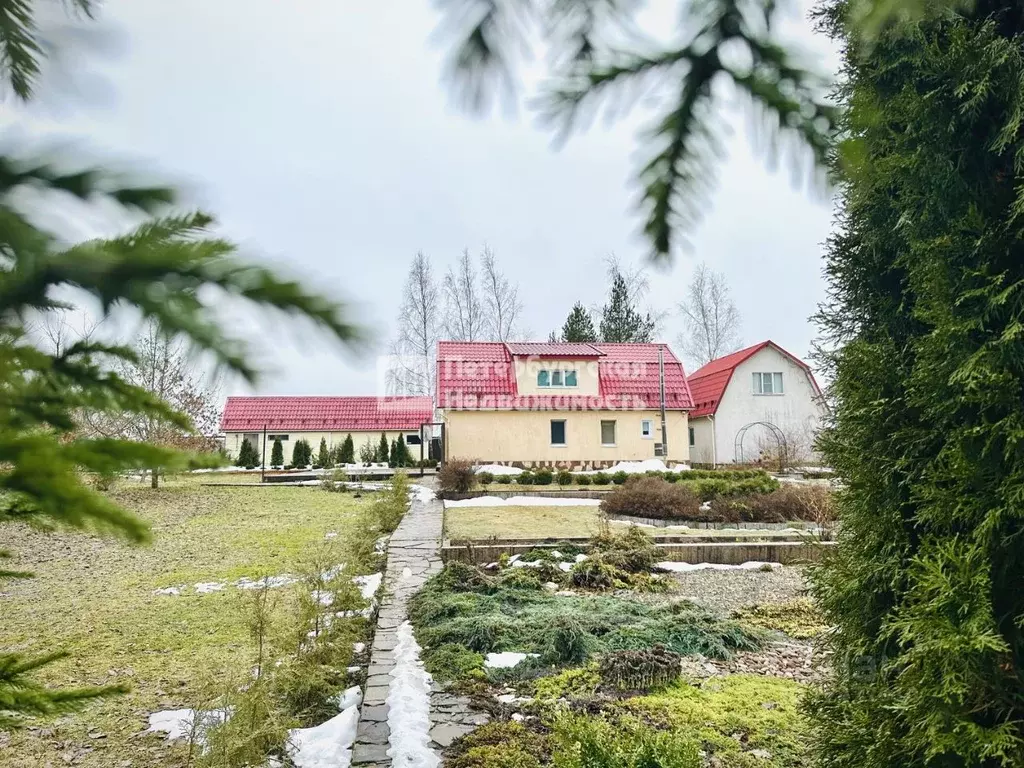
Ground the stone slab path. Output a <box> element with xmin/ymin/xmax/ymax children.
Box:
<box><xmin>352</xmin><ymin>485</ymin><xmax>484</xmax><ymax>767</ymax></box>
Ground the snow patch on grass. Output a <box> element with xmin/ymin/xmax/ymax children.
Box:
<box><xmin>656</xmin><ymin>561</ymin><xmax>780</xmax><ymax>572</ymax></box>
<box><xmin>287</xmin><ymin>704</ymin><xmax>359</xmax><ymax>768</ymax></box>
<box><xmin>573</xmin><ymin>460</ymin><xmax>690</xmax><ymax>475</ymax></box>
<box><xmin>474</xmin><ymin>464</ymin><xmax>523</xmax><ymax>476</ymax></box>
<box><xmin>146</xmin><ymin>707</ymin><xmax>231</xmax><ymax>743</ymax></box>
<box><xmin>484</xmin><ymin>652</ymin><xmax>539</xmax><ymax>669</ymax></box>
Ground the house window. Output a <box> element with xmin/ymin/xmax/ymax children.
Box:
<box><xmin>406</xmin><ymin>433</ymin><xmax>422</xmax><ymax>445</ymax></box>
<box><xmin>641</xmin><ymin>419</ymin><xmax>653</xmax><ymax>439</ymax></box>
<box><xmin>601</xmin><ymin>420</ymin><xmax>616</xmax><ymax>446</ymax></box>
<box><xmin>550</xmin><ymin>420</ymin><xmax>566</xmax><ymax>446</ymax></box>
<box><xmin>537</xmin><ymin>369</ymin><xmax>578</xmax><ymax>388</ymax></box>
<box><xmin>689</xmin><ymin>427</ymin><xmax>695</xmax><ymax>446</ymax></box>
<box><xmin>267</xmin><ymin>434</ymin><xmax>289</xmax><ymax>441</ymax></box>
<box><xmin>753</xmin><ymin>372</ymin><xmax>784</xmax><ymax>395</ymax></box>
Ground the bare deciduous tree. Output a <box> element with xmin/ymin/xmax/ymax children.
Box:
<box><xmin>82</xmin><ymin>322</ymin><xmax>221</xmax><ymax>487</ymax></box>
<box><xmin>677</xmin><ymin>262</ymin><xmax>742</xmax><ymax>369</ymax></box>
<box><xmin>479</xmin><ymin>246</ymin><xmax>522</xmax><ymax>341</ymax></box>
<box><xmin>443</xmin><ymin>249</ymin><xmax>483</xmax><ymax>340</ymax></box>
<box><xmin>390</xmin><ymin>251</ymin><xmax>440</xmax><ymax>396</ymax></box>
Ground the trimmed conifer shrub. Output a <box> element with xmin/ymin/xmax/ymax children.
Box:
<box><xmin>339</xmin><ymin>434</ymin><xmax>355</xmax><ymax>465</ymax></box>
<box><xmin>376</xmin><ymin>432</ymin><xmax>389</xmax><ymax>464</ymax></box>
<box><xmin>237</xmin><ymin>438</ymin><xmax>259</xmax><ymax>468</ymax></box>
<box><xmin>270</xmin><ymin>438</ymin><xmax>283</xmax><ymax>468</ymax></box>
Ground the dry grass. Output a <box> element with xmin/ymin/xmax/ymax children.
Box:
<box><xmin>444</xmin><ymin>505</ymin><xmax>604</xmax><ymax>540</ymax></box>
<box><xmin>0</xmin><ymin>475</ymin><xmax>369</xmax><ymax>767</ymax></box>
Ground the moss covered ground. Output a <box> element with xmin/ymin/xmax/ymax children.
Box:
<box><xmin>0</xmin><ymin>475</ymin><xmax>369</xmax><ymax>767</ymax></box>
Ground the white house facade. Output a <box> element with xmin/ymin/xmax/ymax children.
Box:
<box><xmin>687</xmin><ymin>341</ymin><xmax>827</xmax><ymax>465</ymax></box>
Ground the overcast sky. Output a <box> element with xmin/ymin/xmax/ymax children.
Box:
<box><xmin>9</xmin><ymin>0</ymin><xmax>839</xmax><ymax>399</ymax></box>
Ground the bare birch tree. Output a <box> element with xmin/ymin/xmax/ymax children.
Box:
<box><xmin>390</xmin><ymin>251</ymin><xmax>440</xmax><ymax>396</ymax></box>
<box><xmin>479</xmin><ymin>246</ymin><xmax>522</xmax><ymax>341</ymax></box>
<box><xmin>677</xmin><ymin>262</ymin><xmax>742</xmax><ymax>369</ymax></box>
<box><xmin>82</xmin><ymin>321</ymin><xmax>221</xmax><ymax>487</ymax></box>
<box><xmin>443</xmin><ymin>249</ymin><xmax>483</xmax><ymax>340</ymax></box>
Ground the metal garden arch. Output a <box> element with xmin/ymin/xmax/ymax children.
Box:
<box><xmin>733</xmin><ymin>421</ymin><xmax>788</xmax><ymax>470</ymax></box>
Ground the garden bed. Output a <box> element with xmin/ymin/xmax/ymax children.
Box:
<box><xmin>408</xmin><ymin>526</ymin><xmax>827</xmax><ymax>767</ymax></box>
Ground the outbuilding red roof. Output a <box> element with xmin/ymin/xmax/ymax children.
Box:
<box><xmin>686</xmin><ymin>341</ymin><xmax>818</xmax><ymax>418</ymax></box>
<box><xmin>437</xmin><ymin>341</ymin><xmax>693</xmax><ymax>411</ymax></box>
<box><xmin>220</xmin><ymin>396</ymin><xmax>434</xmax><ymax>432</ymax></box>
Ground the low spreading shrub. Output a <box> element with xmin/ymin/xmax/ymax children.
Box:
<box><xmin>709</xmin><ymin>484</ymin><xmax>835</xmax><ymax>524</ymax></box>
<box><xmin>439</xmin><ymin>458</ymin><xmax>478</xmax><ymax>495</ymax></box>
<box><xmin>590</xmin><ymin>526</ymin><xmax>660</xmax><ymax>573</ymax></box>
<box><xmin>533</xmin><ymin>468</ymin><xmax>554</xmax><ymax>485</ymax></box>
<box><xmin>550</xmin><ymin>713</ymin><xmax>700</xmax><ymax>768</ymax></box>
<box><xmin>496</xmin><ymin>474</ymin><xmax>513</xmax><ymax>485</ymax></box>
<box><xmin>733</xmin><ymin>598</ymin><xmax>829</xmax><ymax>639</ymax></box>
<box><xmin>569</xmin><ymin>555</ymin><xmax>626</xmax><ymax>590</ymax></box>
<box><xmin>556</xmin><ymin>469</ymin><xmax>573</xmax><ymax>486</ymax></box>
<box><xmin>576</xmin><ymin>474</ymin><xmax>592</xmax><ymax>486</ymax></box>
<box><xmin>518</xmin><ymin>470</ymin><xmax>534</xmax><ymax>485</ymax></box>
<box><xmin>675</xmin><ymin>470</ymin><xmax>780</xmax><ymax>500</ymax></box>
<box><xmin>612</xmin><ymin>470</ymin><xmax>629</xmax><ymax>485</ymax></box>
<box><xmin>477</xmin><ymin>471</ymin><xmax>494</xmax><ymax>486</ymax></box>
<box><xmin>423</xmin><ymin>643</ymin><xmax>485</xmax><ymax>682</ymax></box>
<box><xmin>599</xmin><ymin>476</ymin><xmax>701</xmax><ymax>521</ymax></box>
<box><xmin>592</xmin><ymin>472</ymin><xmax>611</xmax><ymax>485</ymax></box>
<box><xmin>409</xmin><ymin>564</ymin><xmax>762</xmax><ymax>680</ymax></box>
<box><xmin>447</xmin><ymin>722</ymin><xmax>550</xmax><ymax>768</ymax></box>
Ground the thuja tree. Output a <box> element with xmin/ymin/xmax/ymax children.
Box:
<box><xmin>339</xmin><ymin>433</ymin><xmax>355</xmax><ymax>464</ymax></box>
<box><xmin>376</xmin><ymin>432</ymin><xmax>389</xmax><ymax>463</ymax></box>
<box><xmin>237</xmin><ymin>438</ymin><xmax>260</xmax><ymax>468</ymax></box>
<box><xmin>315</xmin><ymin>437</ymin><xmax>330</xmax><ymax>468</ymax></box>
<box><xmin>807</xmin><ymin>3</ymin><xmax>1024</xmax><ymax>765</ymax></box>
<box><xmin>270</xmin><ymin>438</ymin><xmax>284</xmax><ymax>468</ymax></box>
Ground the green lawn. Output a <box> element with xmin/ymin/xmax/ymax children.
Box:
<box><xmin>1</xmin><ymin>476</ymin><xmax>369</xmax><ymax>768</ymax></box>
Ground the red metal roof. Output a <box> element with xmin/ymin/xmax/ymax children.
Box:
<box><xmin>686</xmin><ymin>341</ymin><xmax>817</xmax><ymax>418</ymax></box>
<box><xmin>220</xmin><ymin>396</ymin><xmax>434</xmax><ymax>432</ymax></box>
<box><xmin>437</xmin><ymin>341</ymin><xmax>693</xmax><ymax>411</ymax></box>
<box><xmin>504</xmin><ymin>342</ymin><xmax>604</xmax><ymax>357</ymax></box>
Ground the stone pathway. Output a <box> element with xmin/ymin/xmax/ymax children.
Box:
<box><xmin>353</xmin><ymin>484</ymin><xmax>484</xmax><ymax>767</ymax></box>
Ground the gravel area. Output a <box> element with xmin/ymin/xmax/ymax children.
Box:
<box><xmin>669</xmin><ymin>565</ymin><xmax>809</xmax><ymax>616</ymax></box>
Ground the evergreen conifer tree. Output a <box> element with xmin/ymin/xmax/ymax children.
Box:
<box><xmin>561</xmin><ymin>302</ymin><xmax>598</xmax><ymax>343</ymax></box>
<box><xmin>237</xmin><ymin>438</ymin><xmax>259</xmax><ymax>467</ymax></box>
<box><xmin>388</xmin><ymin>439</ymin><xmax>399</xmax><ymax>468</ymax></box>
<box><xmin>376</xmin><ymin>432</ymin><xmax>390</xmax><ymax>463</ymax></box>
<box><xmin>599</xmin><ymin>272</ymin><xmax>655</xmax><ymax>342</ymax></box>
<box><xmin>806</xmin><ymin>4</ymin><xmax>1024</xmax><ymax>764</ymax></box>
<box><xmin>396</xmin><ymin>434</ymin><xmax>412</xmax><ymax>468</ymax></box>
<box><xmin>315</xmin><ymin>437</ymin><xmax>330</xmax><ymax>469</ymax></box>
<box><xmin>340</xmin><ymin>433</ymin><xmax>355</xmax><ymax>464</ymax></box>
<box><xmin>270</xmin><ymin>438</ymin><xmax>284</xmax><ymax>468</ymax></box>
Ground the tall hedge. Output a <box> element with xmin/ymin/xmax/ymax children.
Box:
<box><xmin>808</xmin><ymin>4</ymin><xmax>1024</xmax><ymax>765</ymax></box>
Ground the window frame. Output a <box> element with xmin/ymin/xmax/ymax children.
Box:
<box><xmin>752</xmin><ymin>372</ymin><xmax>784</xmax><ymax>395</ymax></box>
<box><xmin>267</xmin><ymin>434</ymin><xmax>290</xmax><ymax>442</ymax></box>
<box><xmin>405</xmin><ymin>433</ymin><xmax>422</xmax><ymax>445</ymax></box>
<box><xmin>538</xmin><ymin>369</ymin><xmax>550</xmax><ymax>387</ymax></box>
<box><xmin>538</xmin><ymin>368</ymin><xmax>579</xmax><ymax>388</ymax></box>
<box><xmin>564</xmin><ymin>369</ymin><xmax>578</xmax><ymax>387</ymax></box>
<box><xmin>640</xmin><ymin>419</ymin><xmax>653</xmax><ymax>439</ymax></box>
<box><xmin>600</xmin><ymin>419</ymin><xmax>617</xmax><ymax>447</ymax></box>
<box><xmin>551</xmin><ymin>369</ymin><xmax>563</xmax><ymax>387</ymax></box>
<box><xmin>689</xmin><ymin>427</ymin><xmax>695</xmax><ymax>446</ymax></box>
<box><xmin>550</xmin><ymin>419</ymin><xmax>567</xmax><ymax>446</ymax></box>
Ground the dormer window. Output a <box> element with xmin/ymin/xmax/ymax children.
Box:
<box><xmin>537</xmin><ymin>368</ymin><xmax>579</xmax><ymax>388</ymax></box>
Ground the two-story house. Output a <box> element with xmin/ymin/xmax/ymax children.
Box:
<box><xmin>436</xmin><ymin>341</ymin><xmax>694</xmax><ymax>468</ymax></box>
<box><xmin>686</xmin><ymin>340</ymin><xmax>827</xmax><ymax>465</ymax></box>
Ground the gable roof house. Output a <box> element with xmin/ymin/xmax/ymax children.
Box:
<box><xmin>220</xmin><ymin>396</ymin><xmax>434</xmax><ymax>463</ymax></box>
<box><xmin>686</xmin><ymin>341</ymin><xmax>826</xmax><ymax>466</ymax></box>
<box><xmin>437</xmin><ymin>341</ymin><xmax>693</xmax><ymax>468</ymax></box>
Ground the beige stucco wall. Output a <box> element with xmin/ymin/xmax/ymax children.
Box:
<box><xmin>513</xmin><ymin>357</ymin><xmax>600</xmax><ymax>396</ymax></box>
<box><xmin>226</xmin><ymin>429</ymin><xmax>425</xmax><ymax>463</ymax></box>
<box><xmin>443</xmin><ymin>409</ymin><xmax>689</xmax><ymax>466</ymax></box>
